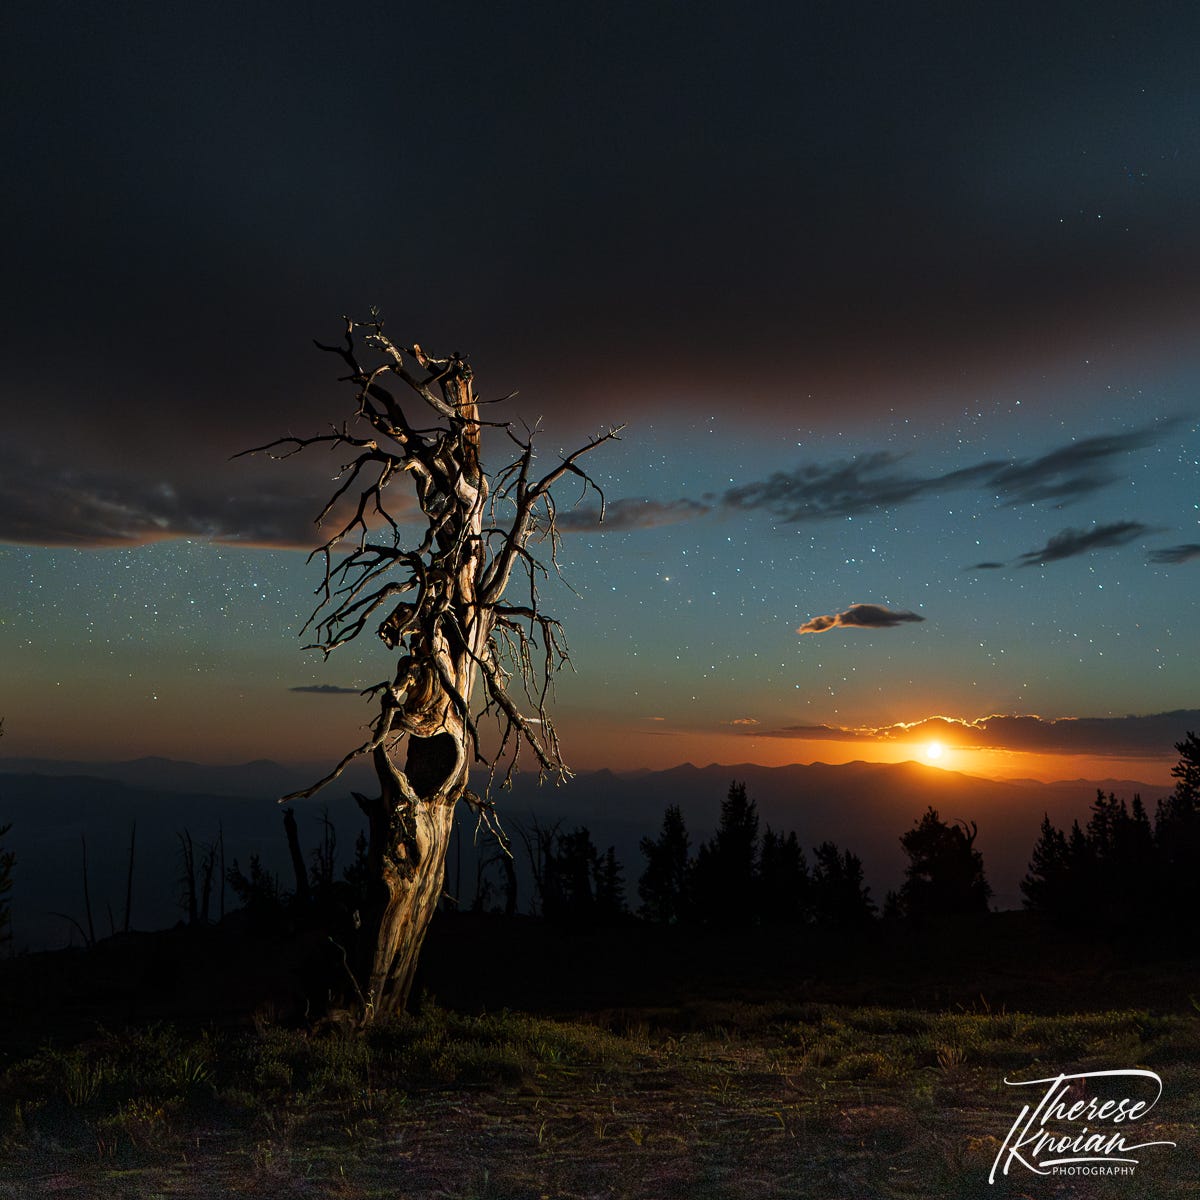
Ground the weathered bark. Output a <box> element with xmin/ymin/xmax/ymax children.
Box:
<box><xmin>242</xmin><ymin>319</ymin><xmax>618</xmax><ymax>1022</ymax></box>
<box><xmin>356</xmin><ymin>778</ymin><xmax>457</xmax><ymax>1014</ymax></box>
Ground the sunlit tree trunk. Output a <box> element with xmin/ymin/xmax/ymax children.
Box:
<box><xmin>243</xmin><ymin>323</ymin><xmax>618</xmax><ymax>1020</ymax></box>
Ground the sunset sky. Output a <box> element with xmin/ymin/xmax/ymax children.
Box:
<box><xmin>3</xmin><ymin>3</ymin><xmax>1199</xmax><ymax>784</ymax></box>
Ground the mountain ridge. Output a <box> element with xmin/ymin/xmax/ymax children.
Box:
<box><xmin>0</xmin><ymin>756</ymin><xmax>1172</xmax><ymax>949</ymax></box>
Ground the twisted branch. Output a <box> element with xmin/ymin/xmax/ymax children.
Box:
<box><xmin>241</xmin><ymin>317</ymin><xmax>621</xmax><ymax>818</ymax></box>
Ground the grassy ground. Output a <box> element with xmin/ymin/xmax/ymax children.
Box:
<box><xmin>0</xmin><ymin>997</ymin><xmax>1195</xmax><ymax>1199</ymax></box>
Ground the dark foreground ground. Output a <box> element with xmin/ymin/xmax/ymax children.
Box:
<box><xmin>0</xmin><ymin>912</ymin><xmax>1196</xmax><ymax>1198</ymax></box>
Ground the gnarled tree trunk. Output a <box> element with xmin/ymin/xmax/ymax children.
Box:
<box><xmin>243</xmin><ymin>321</ymin><xmax>617</xmax><ymax>1020</ymax></box>
<box><xmin>357</xmin><ymin>753</ymin><xmax>458</xmax><ymax>1015</ymax></box>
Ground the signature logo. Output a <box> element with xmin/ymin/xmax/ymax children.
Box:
<box><xmin>989</xmin><ymin>1069</ymin><xmax>1176</xmax><ymax>1182</ymax></box>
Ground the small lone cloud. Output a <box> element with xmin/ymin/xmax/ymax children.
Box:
<box><xmin>726</xmin><ymin>717</ymin><xmax>760</xmax><ymax>726</ymax></box>
<box><xmin>798</xmin><ymin>603</ymin><xmax>925</xmax><ymax>635</ymax></box>
<box><xmin>1015</xmin><ymin>521</ymin><xmax>1150</xmax><ymax>567</ymax></box>
<box><xmin>1149</xmin><ymin>543</ymin><xmax>1200</xmax><ymax>565</ymax></box>
<box><xmin>289</xmin><ymin>684</ymin><xmax>361</xmax><ymax>695</ymax></box>
<box><xmin>965</xmin><ymin>561</ymin><xmax>1006</xmax><ymax>571</ymax></box>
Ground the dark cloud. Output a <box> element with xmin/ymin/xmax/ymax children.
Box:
<box><xmin>722</xmin><ymin>422</ymin><xmax>1176</xmax><ymax>524</ymax></box>
<box><xmin>986</xmin><ymin>425</ymin><xmax>1174</xmax><ymax>507</ymax></box>
<box><xmin>0</xmin><ymin>415</ymin><xmax>1178</xmax><ymax>553</ymax></box>
<box><xmin>0</xmin><ymin>449</ymin><xmax>419</xmax><ymax>550</ymax></box>
<box><xmin>289</xmin><ymin>684</ymin><xmax>361</xmax><ymax>695</ymax></box>
<box><xmin>5</xmin><ymin>3</ymin><xmax>1200</xmax><ymax>495</ymax></box>
<box><xmin>723</xmin><ymin>452</ymin><xmax>992</xmax><ymax>522</ymax></box>
<box><xmin>774</xmin><ymin>717</ymin><xmax>960</xmax><ymax>744</ymax></box>
<box><xmin>966</xmin><ymin>561</ymin><xmax>1007</xmax><ymax>571</ymax></box>
<box><xmin>754</xmin><ymin>711</ymin><xmax>1200</xmax><ymax>760</ymax></box>
<box><xmin>4</xmin><ymin>416</ymin><xmax>1176</xmax><ymax>549</ymax></box>
<box><xmin>0</xmin><ymin>438</ymin><xmax>700</xmax><ymax>547</ymax></box>
<box><xmin>1149</xmin><ymin>543</ymin><xmax>1200</xmax><ymax>565</ymax></box>
<box><xmin>797</xmin><ymin>603</ymin><xmax>925</xmax><ymax>635</ymax></box>
<box><xmin>555</xmin><ymin>497</ymin><xmax>711</xmax><ymax>533</ymax></box>
<box><xmin>1014</xmin><ymin>521</ymin><xmax>1151</xmax><ymax>567</ymax></box>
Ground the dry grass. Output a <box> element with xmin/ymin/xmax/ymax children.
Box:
<box><xmin>0</xmin><ymin>999</ymin><xmax>1195</xmax><ymax>1198</ymax></box>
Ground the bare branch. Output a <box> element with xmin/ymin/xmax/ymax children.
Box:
<box><xmin>246</xmin><ymin>318</ymin><xmax>616</xmax><ymax>1017</ymax></box>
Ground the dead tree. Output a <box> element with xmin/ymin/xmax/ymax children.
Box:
<box><xmin>81</xmin><ymin>835</ymin><xmax>96</xmax><ymax>944</ymax></box>
<box><xmin>178</xmin><ymin>831</ymin><xmax>198</xmax><ymax>926</ymax></box>
<box><xmin>241</xmin><ymin>318</ymin><xmax>619</xmax><ymax>1021</ymax></box>
<box><xmin>282</xmin><ymin>807</ymin><xmax>311</xmax><ymax>907</ymax></box>
<box><xmin>122</xmin><ymin>820</ymin><xmax>136</xmax><ymax>934</ymax></box>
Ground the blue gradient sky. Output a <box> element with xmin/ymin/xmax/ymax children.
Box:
<box><xmin>3</xmin><ymin>2</ymin><xmax>1199</xmax><ymax>781</ymax></box>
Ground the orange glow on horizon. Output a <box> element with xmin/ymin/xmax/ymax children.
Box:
<box><xmin>4</xmin><ymin>694</ymin><xmax>1179</xmax><ymax>791</ymax></box>
<box><xmin>554</xmin><ymin>714</ymin><xmax>1179</xmax><ymax>787</ymax></box>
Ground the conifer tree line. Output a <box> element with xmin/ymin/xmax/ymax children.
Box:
<box><xmin>215</xmin><ymin>779</ymin><xmax>985</xmax><ymax>933</ymax></box>
<box><xmin>634</xmin><ymin>735</ymin><xmax>1200</xmax><ymax>935</ymax></box>
<box><xmin>1021</xmin><ymin>731</ymin><xmax>1200</xmax><ymax>936</ymax></box>
<box><xmin>19</xmin><ymin>732</ymin><xmax>1196</xmax><ymax>947</ymax></box>
<box><xmin>635</xmin><ymin>781</ymin><xmax>990</xmax><ymax>929</ymax></box>
<box><xmin>637</xmin><ymin>782</ymin><xmax>878</xmax><ymax>929</ymax></box>
<box><xmin>515</xmin><ymin>822</ymin><xmax>627</xmax><ymax>928</ymax></box>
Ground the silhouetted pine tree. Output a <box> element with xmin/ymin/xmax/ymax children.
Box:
<box><xmin>1155</xmin><ymin>732</ymin><xmax>1200</xmax><ymax>918</ymax></box>
<box><xmin>640</xmin><ymin>784</ymin><xmax>871</xmax><ymax>930</ymax></box>
<box><xmin>898</xmin><ymin>807</ymin><xmax>991</xmax><ymax>918</ymax></box>
<box><xmin>1023</xmin><ymin>738</ymin><xmax>1200</xmax><ymax>942</ymax></box>
<box><xmin>593</xmin><ymin>846</ymin><xmax>627</xmax><ymax>922</ymax></box>
<box><xmin>758</xmin><ymin>828</ymin><xmax>809</xmax><ymax>924</ymax></box>
<box><xmin>1021</xmin><ymin>814</ymin><xmax>1072</xmax><ymax>914</ymax></box>
<box><xmin>1090</xmin><ymin>791</ymin><xmax>1155</xmax><ymax>927</ymax></box>
<box><xmin>638</xmin><ymin>804</ymin><xmax>691</xmax><ymax>924</ymax></box>
<box><xmin>227</xmin><ymin>854</ymin><xmax>285</xmax><ymax>929</ymax></box>
<box><xmin>690</xmin><ymin>781</ymin><xmax>759</xmax><ymax>926</ymax></box>
<box><xmin>810</xmin><ymin>842</ymin><xmax>875</xmax><ymax>928</ymax></box>
<box><xmin>533</xmin><ymin>826</ymin><xmax>627</xmax><ymax>928</ymax></box>
<box><xmin>1170</xmin><ymin>730</ymin><xmax>1200</xmax><ymax>796</ymax></box>
<box><xmin>550</xmin><ymin>827</ymin><xmax>598</xmax><ymax>926</ymax></box>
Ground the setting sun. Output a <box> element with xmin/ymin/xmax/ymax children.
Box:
<box><xmin>925</xmin><ymin>741</ymin><xmax>944</xmax><ymax>763</ymax></box>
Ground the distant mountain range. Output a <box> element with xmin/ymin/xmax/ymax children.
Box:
<box><xmin>0</xmin><ymin>755</ymin><xmax>359</xmax><ymax>798</ymax></box>
<box><xmin>0</xmin><ymin>755</ymin><xmax>1172</xmax><ymax>950</ymax></box>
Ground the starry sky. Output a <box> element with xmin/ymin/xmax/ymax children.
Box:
<box><xmin>3</xmin><ymin>2</ymin><xmax>1199</xmax><ymax>783</ymax></box>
